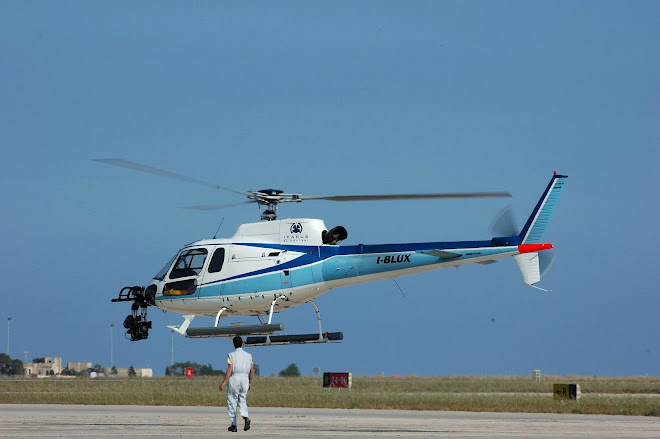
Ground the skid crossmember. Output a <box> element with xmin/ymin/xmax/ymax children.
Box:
<box><xmin>245</xmin><ymin>300</ymin><xmax>343</xmax><ymax>347</ymax></box>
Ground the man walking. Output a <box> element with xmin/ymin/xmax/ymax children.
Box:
<box><xmin>219</xmin><ymin>336</ymin><xmax>253</xmax><ymax>432</ymax></box>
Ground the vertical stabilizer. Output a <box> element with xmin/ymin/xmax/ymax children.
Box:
<box><xmin>514</xmin><ymin>252</ymin><xmax>542</xmax><ymax>287</ymax></box>
<box><xmin>519</xmin><ymin>174</ymin><xmax>568</xmax><ymax>244</ymax></box>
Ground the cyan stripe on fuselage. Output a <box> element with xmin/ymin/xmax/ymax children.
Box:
<box><xmin>188</xmin><ymin>240</ymin><xmax>510</xmax><ymax>299</ymax></box>
<box><xmin>203</xmin><ymin>240</ymin><xmax>494</xmax><ymax>285</ymax></box>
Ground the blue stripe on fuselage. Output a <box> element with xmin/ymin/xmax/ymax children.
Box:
<box><xmin>237</xmin><ymin>240</ymin><xmax>494</xmax><ymax>256</ymax></box>
<box><xmin>198</xmin><ymin>239</ymin><xmax>496</xmax><ymax>286</ymax></box>
<box><xmin>338</xmin><ymin>240</ymin><xmax>493</xmax><ymax>255</ymax></box>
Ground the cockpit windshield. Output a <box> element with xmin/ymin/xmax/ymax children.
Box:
<box><xmin>154</xmin><ymin>254</ymin><xmax>177</xmax><ymax>281</ymax></box>
<box><xmin>169</xmin><ymin>248</ymin><xmax>208</xmax><ymax>279</ymax></box>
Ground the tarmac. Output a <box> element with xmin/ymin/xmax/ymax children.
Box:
<box><xmin>1</xmin><ymin>404</ymin><xmax>659</xmax><ymax>438</ymax></box>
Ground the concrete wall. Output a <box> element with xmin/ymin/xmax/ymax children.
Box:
<box><xmin>67</xmin><ymin>362</ymin><xmax>92</xmax><ymax>373</ymax></box>
<box><xmin>114</xmin><ymin>368</ymin><xmax>153</xmax><ymax>378</ymax></box>
<box><xmin>137</xmin><ymin>368</ymin><xmax>153</xmax><ymax>378</ymax></box>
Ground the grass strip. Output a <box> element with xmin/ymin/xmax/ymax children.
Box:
<box><xmin>0</xmin><ymin>376</ymin><xmax>657</xmax><ymax>416</ymax></box>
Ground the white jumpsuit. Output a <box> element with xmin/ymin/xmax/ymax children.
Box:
<box><xmin>226</xmin><ymin>347</ymin><xmax>252</xmax><ymax>425</ymax></box>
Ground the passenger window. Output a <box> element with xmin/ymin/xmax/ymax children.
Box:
<box><xmin>208</xmin><ymin>248</ymin><xmax>226</xmax><ymax>273</ymax></box>
<box><xmin>169</xmin><ymin>248</ymin><xmax>208</xmax><ymax>279</ymax></box>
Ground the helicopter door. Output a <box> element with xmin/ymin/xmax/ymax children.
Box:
<box><xmin>200</xmin><ymin>246</ymin><xmax>228</xmax><ymax>296</ymax></box>
<box><xmin>281</xmin><ymin>269</ymin><xmax>293</xmax><ymax>294</ymax></box>
<box><xmin>163</xmin><ymin>248</ymin><xmax>208</xmax><ymax>297</ymax></box>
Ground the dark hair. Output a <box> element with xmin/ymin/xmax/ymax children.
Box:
<box><xmin>233</xmin><ymin>336</ymin><xmax>243</xmax><ymax>348</ymax></box>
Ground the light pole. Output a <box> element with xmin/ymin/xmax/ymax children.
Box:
<box><xmin>170</xmin><ymin>331</ymin><xmax>174</xmax><ymax>368</ymax></box>
<box><xmin>6</xmin><ymin>317</ymin><xmax>11</xmax><ymax>356</ymax></box>
<box><xmin>110</xmin><ymin>324</ymin><xmax>114</xmax><ymax>369</ymax></box>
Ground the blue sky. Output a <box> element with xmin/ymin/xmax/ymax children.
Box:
<box><xmin>1</xmin><ymin>1</ymin><xmax>658</xmax><ymax>377</ymax></box>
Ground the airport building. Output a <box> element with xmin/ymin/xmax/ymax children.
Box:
<box><xmin>23</xmin><ymin>357</ymin><xmax>62</xmax><ymax>376</ymax></box>
<box><xmin>22</xmin><ymin>357</ymin><xmax>152</xmax><ymax>377</ymax></box>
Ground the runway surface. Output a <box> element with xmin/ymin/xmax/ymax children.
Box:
<box><xmin>1</xmin><ymin>404</ymin><xmax>658</xmax><ymax>438</ymax></box>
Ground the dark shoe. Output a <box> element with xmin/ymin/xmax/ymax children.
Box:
<box><xmin>228</xmin><ymin>424</ymin><xmax>237</xmax><ymax>432</ymax></box>
<box><xmin>243</xmin><ymin>417</ymin><xmax>251</xmax><ymax>431</ymax></box>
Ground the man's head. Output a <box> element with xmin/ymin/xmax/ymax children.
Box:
<box><xmin>233</xmin><ymin>336</ymin><xmax>243</xmax><ymax>349</ymax></box>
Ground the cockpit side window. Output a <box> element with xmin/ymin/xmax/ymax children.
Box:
<box><xmin>208</xmin><ymin>248</ymin><xmax>226</xmax><ymax>273</ymax></box>
<box><xmin>169</xmin><ymin>248</ymin><xmax>208</xmax><ymax>279</ymax></box>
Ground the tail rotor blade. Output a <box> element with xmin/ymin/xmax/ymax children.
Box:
<box><xmin>489</xmin><ymin>205</ymin><xmax>519</xmax><ymax>237</ymax></box>
<box><xmin>539</xmin><ymin>250</ymin><xmax>556</xmax><ymax>279</ymax></box>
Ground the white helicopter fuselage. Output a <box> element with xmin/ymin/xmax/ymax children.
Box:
<box><xmin>152</xmin><ymin>217</ymin><xmax>537</xmax><ymax>319</ymax></box>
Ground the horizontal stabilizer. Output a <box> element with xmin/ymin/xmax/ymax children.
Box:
<box><xmin>418</xmin><ymin>249</ymin><xmax>462</xmax><ymax>259</ymax></box>
<box><xmin>245</xmin><ymin>331</ymin><xmax>343</xmax><ymax>346</ymax></box>
<box><xmin>185</xmin><ymin>323</ymin><xmax>284</xmax><ymax>338</ymax></box>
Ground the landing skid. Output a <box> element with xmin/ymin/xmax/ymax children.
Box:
<box><xmin>167</xmin><ymin>298</ymin><xmax>343</xmax><ymax>346</ymax></box>
<box><xmin>245</xmin><ymin>331</ymin><xmax>343</xmax><ymax>346</ymax></box>
<box><xmin>185</xmin><ymin>323</ymin><xmax>284</xmax><ymax>338</ymax></box>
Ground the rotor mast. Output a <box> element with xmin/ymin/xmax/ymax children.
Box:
<box><xmin>251</xmin><ymin>189</ymin><xmax>302</xmax><ymax>221</ymax></box>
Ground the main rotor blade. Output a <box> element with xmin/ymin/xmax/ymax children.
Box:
<box><xmin>182</xmin><ymin>201</ymin><xmax>255</xmax><ymax>211</ymax></box>
<box><xmin>94</xmin><ymin>159</ymin><xmax>248</xmax><ymax>195</ymax></box>
<box><xmin>301</xmin><ymin>192</ymin><xmax>511</xmax><ymax>202</ymax></box>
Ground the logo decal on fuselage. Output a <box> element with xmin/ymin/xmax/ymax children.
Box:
<box><xmin>284</xmin><ymin>222</ymin><xmax>309</xmax><ymax>243</ymax></box>
<box><xmin>376</xmin><ymin>254</ymin><xmax>411</xmax><ymax>264</ymax></box>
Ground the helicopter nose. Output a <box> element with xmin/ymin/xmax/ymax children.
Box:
<box><xmin>145</xmin><ymin>284</ymin><xmax>157</xmax><ymax>304</ymax></box>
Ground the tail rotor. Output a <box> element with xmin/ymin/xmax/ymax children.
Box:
<box><xmin>489</xmin><ymin>205</ymin><xmax>519</xmax><ymax>237</ymax></box>
<box><xmin>490</xmin><ymin>204</ymin><xmax>557</xmax><ymax>281</ymax></box>
<box><xmin>538</xmin><ymin>250</ymin><xmax>556</xmax><ymax>279</ymax></box>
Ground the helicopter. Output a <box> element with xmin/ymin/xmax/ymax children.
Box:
<box><xmin>97</xmin><ymin>159</ymin><xmax>567</xmax><ymax>346</ymax></box>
